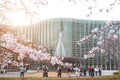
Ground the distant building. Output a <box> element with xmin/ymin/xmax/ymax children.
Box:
<box><xmin>16</xmin><ymin>18</ymin><xmax>118</xmax><ymax>70</ymax></box>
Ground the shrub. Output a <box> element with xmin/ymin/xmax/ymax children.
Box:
<box><xmin>113</xmin><ymin>72</ymin><xmax>120</xmax><ymax>75</ymax></box>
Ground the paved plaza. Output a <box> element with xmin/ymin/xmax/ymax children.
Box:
<box><xmin>0</xmin><ymin>70</ymin><xmax>118</xmax><ymax>77</ymax></box>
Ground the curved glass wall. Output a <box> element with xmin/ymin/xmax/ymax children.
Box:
<box><xmin>15</xmin><ymin>18</ymin><xmax>118</xmax><ymax>70</ymax></box>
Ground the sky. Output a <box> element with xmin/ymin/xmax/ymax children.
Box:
<box><xmin>2</xmin><ymin>0</ymin><xmax>120</xmax><ymax>26</ymax></box>
<box><xmin>39</xmin><ymin>0</ymin><xmax>120</xmax><ymax>20</ymax></box>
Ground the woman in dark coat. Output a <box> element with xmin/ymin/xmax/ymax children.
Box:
<box><xmin>42</xmin><ymin>65</ymin><xmax>49</xmax><ymax>77</ymax></box>
<box><xmin>57</xmin><ymin>66</ymin><xmax>62</xmax><ymax>77</ymax></box>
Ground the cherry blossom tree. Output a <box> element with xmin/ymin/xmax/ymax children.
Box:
<box><xmin>78</xmin><ymin>21</ymin><xmax>120</xmax><ymax>71</ymax></box>
<box><xmin>0</xmin><ymin>46</ymin><xmax>19</xmax><ymax>68</ymax></box>
<box><xmin>62</xmin><ymin>0</ymin><xmax>120</xmax><ymax>17</ymax></box>
<box><xmin>1</xmin><ymin>0</ymin><xmax>120</xmax><ymax>69</ymax></box>
<box><xmin>0</xmin><ymin>0</ymin><xmax>48</xmax><ymax>25</ymax></box>
<box><xmin>0</xmin><ymin>26</ymin><xmax>25</xmax><ymax>68</ymax></box>
<box><xmin>0</xmin><ymin>0</ymin><xmax>74</xmax><ymax>68</ymax></box>
<box><xmin>0</xmin><ymin>25</ymin><xmax>73</xmax><ymax>68</ymax></box>
<box><xmin>1</xmin><ymin>0</ymin><xmax>120</xmax><ymax>25</ymax></box>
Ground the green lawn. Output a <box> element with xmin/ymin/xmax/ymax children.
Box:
<box><xmin>0</xmin><ymin>75</ymin><xmax>120</xmax><ymax>80</ymax></box>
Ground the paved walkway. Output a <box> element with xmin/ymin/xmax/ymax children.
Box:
<box><xmin>0</xmin><ymin>70</ymin><xmax>118</xmax><ymax>77</ymax></box>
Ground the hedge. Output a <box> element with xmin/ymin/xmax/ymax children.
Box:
<box><xmin>113</xmin><ymin>72</ymin><xmax>120</xmax><ymax>75</ymax></box>
<box><xmin>0</xmin><ymin>75</ymin><xmax>120</xmax><ymax>80</ymax></box>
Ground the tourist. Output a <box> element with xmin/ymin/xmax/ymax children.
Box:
<box><xmin>66</xmin><ymin>66</ymin><xmax>71</xmax><ymax>78</ymax></box>
<box><xmin>94</xmin><ymin>66</ymin><xmax>99</xmax><ymax>76</ymax></box>
<box><xmin>83</xmin><ymin>66</ymin><xmax>87</xmax><ymax>77</ymax></box>
<box><xmin>57</xmin><ymin>66</ymin><xmax>62</xmax><ymax>77</ymax></box>
<box><xmin>42</xmin><ymin>65</ymin><xmax>49</xmax><ymax>77</ymax></box>
<box><xmin>73</xmin><ymin>66</ymin><xmax>80</xmax><ymax>78</ymax></box>
<box><xmin>98</xmin><ymin>66</ymin><xmax>102</xmax><ymax>76</ymax></box>
<box><xmin>19</xmin><ymin>65</ymin><xmax>26</xmax><ymax>77</ymax></box>
<box><xmin>79</xmin><ymin>66</ymin><xmax>83</xmax><ymax>77</ymax></box>
<box><xmin>91</xmin><ymin>66</ymin><xmax>94</xmax><ymax>77</ymax></box>
<box><xmin>87</xmin><ymin>66</ymin><xmax>92</xmax><ymax>76</ymax></box>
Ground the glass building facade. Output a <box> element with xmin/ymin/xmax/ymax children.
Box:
<box><xmin>16</xmin><ymin>18</ymin><xmax>118</xmax><ymax>70</ymax></box>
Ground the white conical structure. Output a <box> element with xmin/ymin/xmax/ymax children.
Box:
<box><xmin>55</xmin><ymin>32</ymin><xmax>66</xmax><ymax>57</ymax></box>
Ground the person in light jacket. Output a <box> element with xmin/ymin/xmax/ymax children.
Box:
<box><xmin>19</xmin><ymin>65</ymin><xmax>26</xmax><ymax>77</ymax></box>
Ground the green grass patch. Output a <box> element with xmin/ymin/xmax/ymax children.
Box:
<box><xmin>0</xmin><ymin>75</ymin><xmax>120</xmax><ymax>80</ymax></box>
